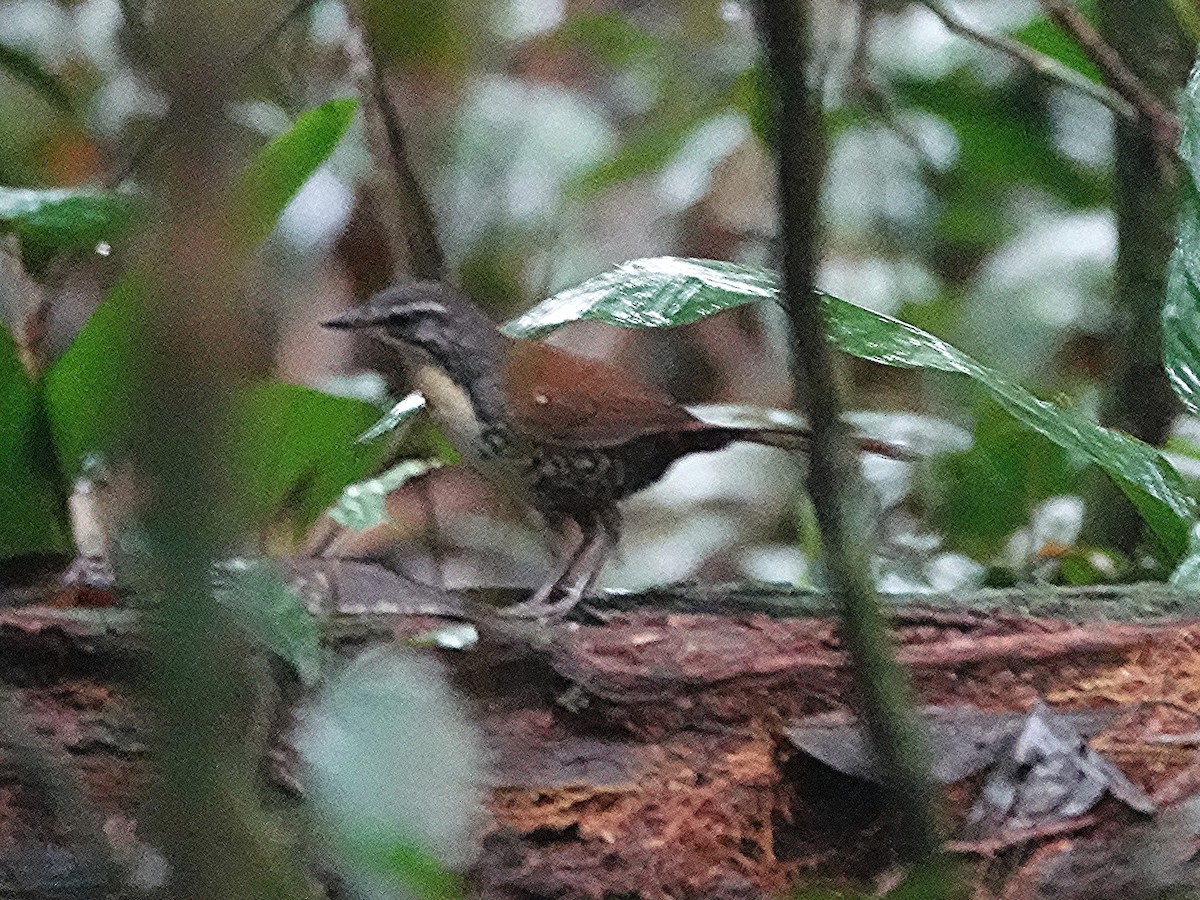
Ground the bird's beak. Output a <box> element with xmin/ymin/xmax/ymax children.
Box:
<box><xmin>321</xmin><ymin>307</ymin><xmax>387</xmax><ymax>331</ymax></box>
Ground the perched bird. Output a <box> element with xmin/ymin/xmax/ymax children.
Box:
<box><xmin>324</xmin><ymin>281</ymin><xmax>905</xmax><ymax>617</ymax></box>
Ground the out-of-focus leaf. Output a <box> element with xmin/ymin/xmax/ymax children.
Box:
<box><xmin>362</xmin><ymin>0</ymin><xmax>470</xmax><ymax>74</ymax></box>
<box><xmin>0</xmin><ymin>186</ymin><xmax>133</xmax><ymax>260</ymax></box>
<box><xmin>231</xmin><ymin>97</ymin><xmax>357</xmax><ymax>248</ymax></box>
<box><xmin>357</xmin><ymin>391</ymin><xmax>426</xmax><ymax>444</ymax></box>
<box><xmin>730</xmin><ymin>65</ymin><xmax>773</xmax><ymax>146</ymax></box>
<box><xmin>0</xmin><ymin>43</ymin><xmax>73</xmax><ymax>112</ymax></box>
<box><xmin>0</xmin><ymin>326</ymin><xmax>69</xmax><ymax>558</ymax></box>
<box><xmin>930</xmin><ymin>400</ymin><xmax>1081</xmax><ymax>559</ymax></box>
<box><xmin>571</xmin><ymin>124</ymin><xmax>693</xmax><ymax>199</ymax></box>
<box><xmin>1164</xmin><ymin>62</ymin><xmax>1200</xmax><ymax>416</ymax></box>
<box><xmin>296</xmin><ymin>648</ymin><xmax>482</xmax><ymax>899</ymax></box>
<box><xmin>41</xmin><ymin>275</ymin><xmax>141</xmax><ymax>473</ymax></box>
<box><xmin>892</xmin><ymin>68</ymin><xmax>1106</xmax><ymax>251</ymax></box>
<box><xmin>551</xmin><ymin>11</ymin><xmax>658</xmax><ymax>67</ymax></box>
<box><xmin>330</xmin><ymin>458</ymin><xmax>444</xmax><ymax>532</ymax></box>
<box><xmin>1011</xmin><ymin>11</ymin><xmax>1103</xmax><ymax>85</ymax></box>
<box><xmin>213</xmin><ymin>558</ymin><xmax>322</xmax><ymax>686</ymax></box>
<box><xmin>235</xmin><ymin>382</ymin><xmax>392</xmax><ymax>530</ymax></box>
<box><xmin>44</xmin><ymin>100</ymin><xmax>358</xmax><ymax>474</ymax></box>
<box><xmin>506</xmin><ymin>257</ymin><xmax>1194</xmax><ymax>559</ymax></box>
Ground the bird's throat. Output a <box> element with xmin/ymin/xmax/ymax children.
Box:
<box><xmin>412</xmin><ymin>363</ymin><xmax>529</xmax><ymax>497</ymax></box>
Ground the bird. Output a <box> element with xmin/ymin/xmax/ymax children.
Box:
<box><xmin>323</xmin><ymin>281</ymin><xmax>909</xmax><ymax>618</ymax></box>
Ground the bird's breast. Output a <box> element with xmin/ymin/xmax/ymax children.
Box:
<box><xmin>412</xmin><ymin>364</ymin><xmax>530</xmax><ymax>493</ymax></box>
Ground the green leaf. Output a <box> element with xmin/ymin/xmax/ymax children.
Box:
<box><xmin>930</xmin><ymin>399</ymin><xmax>1081</xmax><ymax>559</ymax></box>
<box><xmin>0</xmin><ymin>186</ymin><xmax>133</xmax><ymax>266</ymax></box>
<box><xmin>296</xmin><ymin>648</ymin><xmax>482</xmax><ymax>899</ymax></box>
<box><xmin>1164</xmin><ymin>62</ymin><xmax>1200</xmax><ymax>416</ymax></box>
<box><xmin>507</xmin><ymin>257</ymin><xmax>1194</xmax><ymax>559</ymax></box>
<box><xmin>1169</xmin><ymin>523</ymin><xmax>1200</xmax><ymax>588</ymax></box>
<box><xmin>213</xmin><ymin>558</ymin><xmax>322</xmax><ymax>685</ymax></box>
<box><xmin>44</xmin><ymin>99</ymin><xmax>358</xmax><ymax>477</ymax></box>
<box><xmin>357</xmin><ymin>391</ymin><xmax>426</xmax><ymax>444</ymax></box>
<box><xmin>501</xmin><ymin>257</ymin><xmax>777</xmax><ymax>338</ymax></box>
<box><xmin>0</xmin><ymin>43</ymin><xmax>73</xmax><ymax>113</ymax></box>
<box><xmin>330</xmin><ymin>458</ymin><xmax>444</xmax><ymax>531</ymax></box>
<box><xmin>41</xmin><ymin>274</ymin><xmax>142</xmax><ymax>473</ymax></box>
<box><xmin>234</xmin><ymin>382</ymin><xmax>392</xmax><ymax>530</ymax></box>
<box><xmin>231</xmin><ymin>97</ymin><xmax>358</xmax><ymax>247</ymax></box>
<box><xmin>0</xmin><ymin>326</ymin><xmax>69</xmax><ymax>558</ymax></box>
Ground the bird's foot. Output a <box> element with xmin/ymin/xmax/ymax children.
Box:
<box><xmin>499</xmin><ymin>583</ymin><xmax>587</xmax><ymax>620</ymax></box>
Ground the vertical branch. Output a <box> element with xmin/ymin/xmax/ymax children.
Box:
<box><xmin>344</xmin><ymin>4</ymin><xmax>446</xmax><ymax>282</ymax></box>
<box><xmin>754</xmin><ymin>0</ymin><xmax>944</xmax><ymax>867</ymax></box>
<box><xmin>129</xmin><ymin>1</ymin><xmax>316</xmax><ymax>898</ymax></box>
<box><xmin>1083</xmin><ymin>0</ymin><xmax>1189</xmax><ymax>551</ymax></box>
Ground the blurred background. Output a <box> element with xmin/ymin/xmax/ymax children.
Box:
<box><xmin>0</xmin><ymin>0</ymin><xmax>1172</xmax><ymax>596</ymax></box>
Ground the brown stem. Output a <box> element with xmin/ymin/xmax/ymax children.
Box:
<box><xmin>1037</xmin><ymin>0</ymin><xmax>1180</xmax><ymax>160</ymax></box>
<box><xmin>919</xmin><ymin>0</ymin><xmax>1137</xmax><ymax>122</ymax></box>
<box><xmin>755</xmin><ymin>0</ymin><xmax>945</xmax><ymax>869</ymax></box>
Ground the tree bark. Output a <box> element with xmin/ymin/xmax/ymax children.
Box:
<box><xmin>1085</xmin><ymin>1</ymin><xmax>1190</xmax><ymax>552</ymax></box>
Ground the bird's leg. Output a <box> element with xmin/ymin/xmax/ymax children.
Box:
<box><xmin>560</xmin><ymin>508</ymin><xmax>621</xmax><ymax>605</ymax></box>
<box><xmin>500</xmin><ymin>524</ymin><xmax>585</xmax><ymax>617</ymax></box>
<box><xmin>502</xmin><ymin>520</ymin><xmax>612</xmax><ymax>619</ymax></box>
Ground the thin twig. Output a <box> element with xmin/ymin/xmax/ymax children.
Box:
<box><xmin>1036</xmin><ymin>0</ymin><xmax>1180</xmax><ymax>151</ymax></box>
<box><xmin>341</xmin><ymin>9</ymin><xmax>447</xmax><ymax>281</ymax></box>
<box><xmin>919</xmin><ymin>0</ymin><xmax>1137</xmax><ymax>122</ymax></box>
<box><xmin>755</xmin><ymin>0</ymin><xmax>946</xmax><ymax>871</ymax></box>
<box><xmin>236</xmin><ymin>0</ymin><xmax>319</xmax><ymax>66</ymax></box>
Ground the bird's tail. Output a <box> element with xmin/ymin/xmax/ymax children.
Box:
<box><xmin>733</xmin><ymin>425</ymin><xmax>919</xmax><ymax>461</ymax></box>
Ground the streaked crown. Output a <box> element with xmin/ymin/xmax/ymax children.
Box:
<box><xmin>323</xmin><ymin>280</ymin><xmax>501</xmax><ymax>364</ymax></box>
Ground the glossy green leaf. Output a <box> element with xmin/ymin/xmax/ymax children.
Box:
<box><xmin>0</xmin><ymin>186</ymin><xmax>133</xmax><ymax>262</ymax></box>
<box><xmin>231</xmin><ymin>97</ymin><xmax>358</xmax><ymax>247</ymax></box>
<box><xmin>330</xmin><ymin>458</ymin><xmax>444</xmax><ymax>532</ymax></box>
<box><xmin>213</xmin><ymin>558</ymin><xmax>322</xmax><ymax>685</ymax></box>
<box><xmin>507</xmin><ymin>257</ymin><xmax>1194</xmax><ymax>559</ymax></box>
<box><xmin>502</xmin><ymin>257</ymin><xmax>777</xmax><ymax>338</ymax></box>
<box><xmin>0</xmin><ymin>42</ymin><xmax>73</xmax><ymax>112</ymax></box>
<box><xmin>1164</xmin><ymin>62</ymin><xmax>1200</xmax><ymax>416</ymax></box>
<box><xmin>0</xmin><ymin>326</ymin><xmax>69</xmax><ymax>558</ymax></box>
<box><xmin>296</xmin><ymin>648</ymin><xmax>481</xmax><ymax>899</ymax></box>
<box><xmin>357</xmin><ymin>391</ymin><xmax>426</xmax><ymax>444</ymax></box>
<box><xmin>234</xmin><ymin>382</ymin><xmax>392</xmax><ymax>529</ymax></box>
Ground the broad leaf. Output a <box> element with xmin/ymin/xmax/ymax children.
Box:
<box><xmin>41</xmin><ymin>275</ymin><xmax>141</xmax><ymax>473</ymax></box>
<box><xmin>232</xmin><ymin>97</ymin><xmax>358</xmax><ymax>247</ymax></box>
<box><xmin>43</xmin><ymin>100</ymin><xmax>359</xmax><ymax>478</ymax></box>
<box><xmin>330</xmin><ymin>459</ymin><xmax>443</xmax><ymax>531</ymax></box>
<box><xmin>295</xmin><ymin>648</ymin><xmax>482</xmax><ymax>899</ymax></box>
<box><xmin>0</xmin><ymin>186</ymin><xmax>133</xmax><ymax>268</ymax></box>
<box><xmin>213</xmin><ymin>557</ymin><xmax>322</xmax><ymax>686</ymax></box>
<box><xmin>235</xmin><ymin>382</ymin><xmax>392</xmax><ymax>530</ymax></box>
<box><xmin>0</xmin><ymin>326</ymin><xmax>69</xmax><ymax>558</ymax></box>
<box><xmin>507</xmin><ymin>257</ymin><xmax>1194</xmax><ymax>559</ymax></box>
<box><xmin>1164</xmin><ymin>62</ymin><xmax>1200</xmax><ymax>415</ymax></box>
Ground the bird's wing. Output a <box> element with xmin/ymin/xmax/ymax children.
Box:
<box><xmin>502</xmin><ymin>339</ymin><xmax>704</xmax><ymax>447</ymax></box>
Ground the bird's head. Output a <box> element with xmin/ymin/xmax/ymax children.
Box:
<box><xmin>322</xmin><ymin>281</ymin><xmax>502</xmax><ymax>371</ymax></box>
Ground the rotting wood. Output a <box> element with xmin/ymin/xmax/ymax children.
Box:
<box><xmin>4</xmin><ymin>579</ymin><xmax>1200</xmax><ymax>898</ymax></box>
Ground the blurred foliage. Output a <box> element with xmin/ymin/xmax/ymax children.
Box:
<box><xmin>2</xmin><ymin>99</ymin><xmax>362</xmax><ymax>560</ymax></box>
<box><xmin>297</xmin><ymin>648</ymin><xmax>483</xmax><ymax>899</ymax></box>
